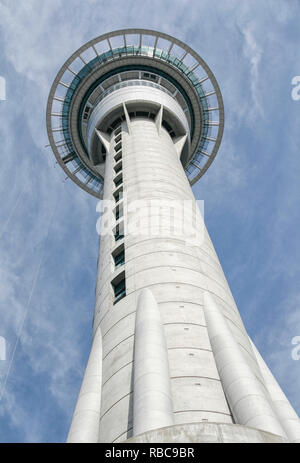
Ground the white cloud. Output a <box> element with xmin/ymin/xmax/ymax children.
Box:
<box><xmin>240</xmin><ymin>24</ymin><xmax>263</xmax><ymax>119</ymax></box>
<box><xmin>0</xmin><ymin>0</ymin><xmax>300</xmax><ymax>442</ymax></box>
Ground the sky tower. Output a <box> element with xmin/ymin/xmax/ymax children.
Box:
<box><xmin>46</xmin><ymin>29</ymin><xmax>300</xmax><ymax>443</ymax></box>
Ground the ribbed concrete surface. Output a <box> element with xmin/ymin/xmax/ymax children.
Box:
<box><xmin>95</xmin><ymin>119</ymin><xmax>261</xmax><ymax>442</ymax></box>
<box><xmin>126</xmin><ymin>422</ymin><xmax>288</xmax><ymax>443</ymax></box>
<box><xmin>67</xmin><ymin>115</ymin><xmax>300</xmax><ymax>444</ymax></box>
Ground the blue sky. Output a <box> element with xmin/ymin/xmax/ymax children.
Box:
<box><xmin>0</xmin><ymin>0</ymin><xmax>300</xmax><ymax>443</ymax></box>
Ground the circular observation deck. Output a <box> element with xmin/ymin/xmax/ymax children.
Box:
<box><xmin>46</xmin><ymin>29</ymin><xmax>224</xmax><ymax>198</ymax></box>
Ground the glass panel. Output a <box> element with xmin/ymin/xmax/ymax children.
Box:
<box><xmin>115</xmin><ymin>142</ymin><xmax>122</xmax><ymax>152</ymax></box>
<box><xmin>115</xmin><ymin>206</ymin><xmax>123</xmax><ymax>221</ymax></box>
<box><xmin>70</xmin><ymin>56</ymin><xmax>86</xmax><ymax>73</ymax></box>
<box><xmin>126</xmin><ymin>45</ymin><xmax>134</xmax><ymax>55</ymax></box>
<box><xmin>156</xmin><ymin>37</ymin><xmax>172</xmax><ymax>53</ymax></box>
<box><xmin>182</xmin><ymin>53</ymin><xmax>198</xmax><ymax>69</ymax></box>
<box><xmin>114</xmin><ymin>188</ymin><xmax>123</xmax><ymax>203</ymax></box>
<box><xmin>114</xmin><ymin>250</ymin><xmax>125</xmax><ymax>268</ymax></box>
<box><xmin>114</xmin><ymin>163</ymin><xmax>122</xmax><ymax>174</ymax></box>
<box><xmin>110</xmin><ymin>35</ymin><xmax>125</xmax><ymax>49</ymax></box>
<box><xmin>94</xmin><ymin>40</ymin><xmax>109</xmax><ymax>55</ymax></box>
<box><xmin>114</xmin><ymin>151</ymin><xmax>122</xmax><ymax>163</ymax></box>
<box><xmin>142</xmin><ymin>34</ymin><xmax>155</xmax><ymax>48</ymax></box>
<box><xmin>114</xmin><ymin>223</ymin><xmax>124</xmax><ymax>242</ymax></box>
<box><xmin>81</xmin><ymin>47</ymin><xmax>98</xmax><ymax>63</ymax></box>
<box><xmin>125</xmin><ymin>34</ymin><xmax>140</xmax><ymax>47</ymax></box>
<box><xmin>114</xmin><ymin>176</ymin><xmax>123</xmax><ymax>187</ymax></box>
<box><xmin>170</xmin><ymin>43</ymin><xmax>185</xmax><ymax>60</ymax></box>
<box><xmin>113</xmin><ymin>278</ymin><xmax>126</xmax><ymax>303</ymax></box>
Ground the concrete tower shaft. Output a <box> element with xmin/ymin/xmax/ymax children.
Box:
<box><xmin>46</xmin><ymin>29</ymin><xmax>300</xmax><ymax>444</ymax></box>
<box><xmin>94</xmin><ymin>117</ymin><xmax>233</xmax><ymax>443</ymax></box>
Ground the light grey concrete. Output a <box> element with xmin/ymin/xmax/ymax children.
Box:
<box><xmin>91</xmin><ymin>114</ymin><xmax>300</xmax><ymax>443</ymax></box>
<box><xmin>203</xmin><ymin>292</ymin><xmax>286</xmax><ymax>438</ymax></box>
<box><xmin>133</xmin><ymin>288</ymin><xmax>174</xmax><ymax>435</ymax></box>
<box><xmin>87</xmin><ymin>84</ymin><xmax>190</xmax><ymax>152</ymax></box>
<box><xmin>67</xmin><ymin>325</ymin><xmax>103</xmax><ymax>443</ymax></box>
<box><xmin>97</xmin><ymin>117</ymin><xmax>234</xmax><ymax>442</ymax></box>
<box><xmin>126</xmin><ymin>422</ymin><xmax>288</xmax><ymax>443</ymax></box>
<box><xmin>250</xmin><ymin>339</ymin><xmax>300</xmax><ymax>443</ymax></box>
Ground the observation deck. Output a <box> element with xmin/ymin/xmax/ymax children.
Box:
<box><xmin>46</xmin><ymin>29</ymin><xmax>224</xmax><ymax>198</ymax></box>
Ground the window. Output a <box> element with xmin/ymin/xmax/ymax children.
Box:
<box><xmin>135</xmin><ymin>111</ymin><xmax>149</xmax><ymax>118</ymax></box>
<box><xmin>114</xmin><ymin>161</ymin><xmax>122</xmax><ymax>174</ymax></box>
<box><xmin>114</xmin><ymin>187</ymin><xmax>123</xmax><ymax>203</ymax></box>
<box><xmin>111</xmin><ymin>117</ymin><xmax>123</xmax><ymax>130</ymax></box>
<box><xmin>114</xmin><ymin>150</ymin><xmax>122</xmax><ymax>163</ymax></box>
<box><xmin>162</xmin><ymin>120</ymin><xmax>176</xmax><ymax>138</ymax></box>
<box><xmin>114</xmin><ymin>173</ymin><xmax>123</xmax><ymax>187</ymax></box>
<box><xmin>113</xmin><ymin>279</ymin><xmax>126</xmax><ymax>303</ymax></box>
<box><xmin>113</xmin><ymin>246</ymin><xmax>125</xmax><ymax>269</ymax></box>
<box><xmin>112</xmin><ymin>271</ymin><xmax>126</xmax><ymax>304</ymax></box>
<box><xmin>83</xmin><ymin>106</ymin><xmax>91</xmax><ymax>120</ymax></box>
<box><xmin>114</xmin><ymin>134</ymin><xmax>122</xmax><ymax>144</ymax></box>
<box><xmin>115</xmin><ymin>141</ymin><xmax>122</xmax><ymax>152</ymax></box>
<box><xmin>114</xmin><ymin>222</ymin><xmax>124</xmax><ymax>242</ymax></box>
<box><xmin>114</xmin><ymin>126</ymin><xmax>122</xmax><ymax>136</ymax></box>
<box><xmin>115</xmin><ymin>204</ymin><xmax>123</xmax><ymax>221</ymax></box>
<box><xmin>143</xmin><ymin>72</ymin><xmax>156</xmax><ymax>81</ymax></box>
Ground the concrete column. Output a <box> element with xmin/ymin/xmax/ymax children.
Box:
<box><xmin>203</xmin><ymin>292</ymin><xmax>287</xmax><ymax>439</ymax></box>
<box><xmin>97</xmin><ymin>118</ymin><xmax>233</xmax><ymax>442</ymax></box>
<box><xmin>67</xmin><ymin>325</ymin><xmax>103</xmax><ymax>443</ymax></box>
<box><xmin>250</xmin><ymin>338</ymin><xmax>300</xmax><ymax>443</ymax></box>
<box><xmin>133</xmin><ymin>288</ymin><xmax>174</xmax><ymax>436</ymax></box>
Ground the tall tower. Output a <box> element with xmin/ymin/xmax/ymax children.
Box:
<box><xmin>46</xmin><ymin>29</ymin><xmax>300</xmax><ymax>443</ymax></box>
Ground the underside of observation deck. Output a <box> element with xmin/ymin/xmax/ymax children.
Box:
<box><xmin>46</xmin><ymin>29</ymin><xmax>224</xmax><ymax>198</ymax></box>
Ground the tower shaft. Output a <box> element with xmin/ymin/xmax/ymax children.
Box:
<box><xmin>46</xmin><ymin>29</ymin><xmax>300</xmax><ymax>444</ymax></box>
<box><xmin>68</xmin><ymin>117</ymin><xmax>298</xmax><ymax>443</ymax></box>
<box><xmin>96</xmin><ymin>118</ymin><xmax>234</xmax><ymax>442</ymax></box>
